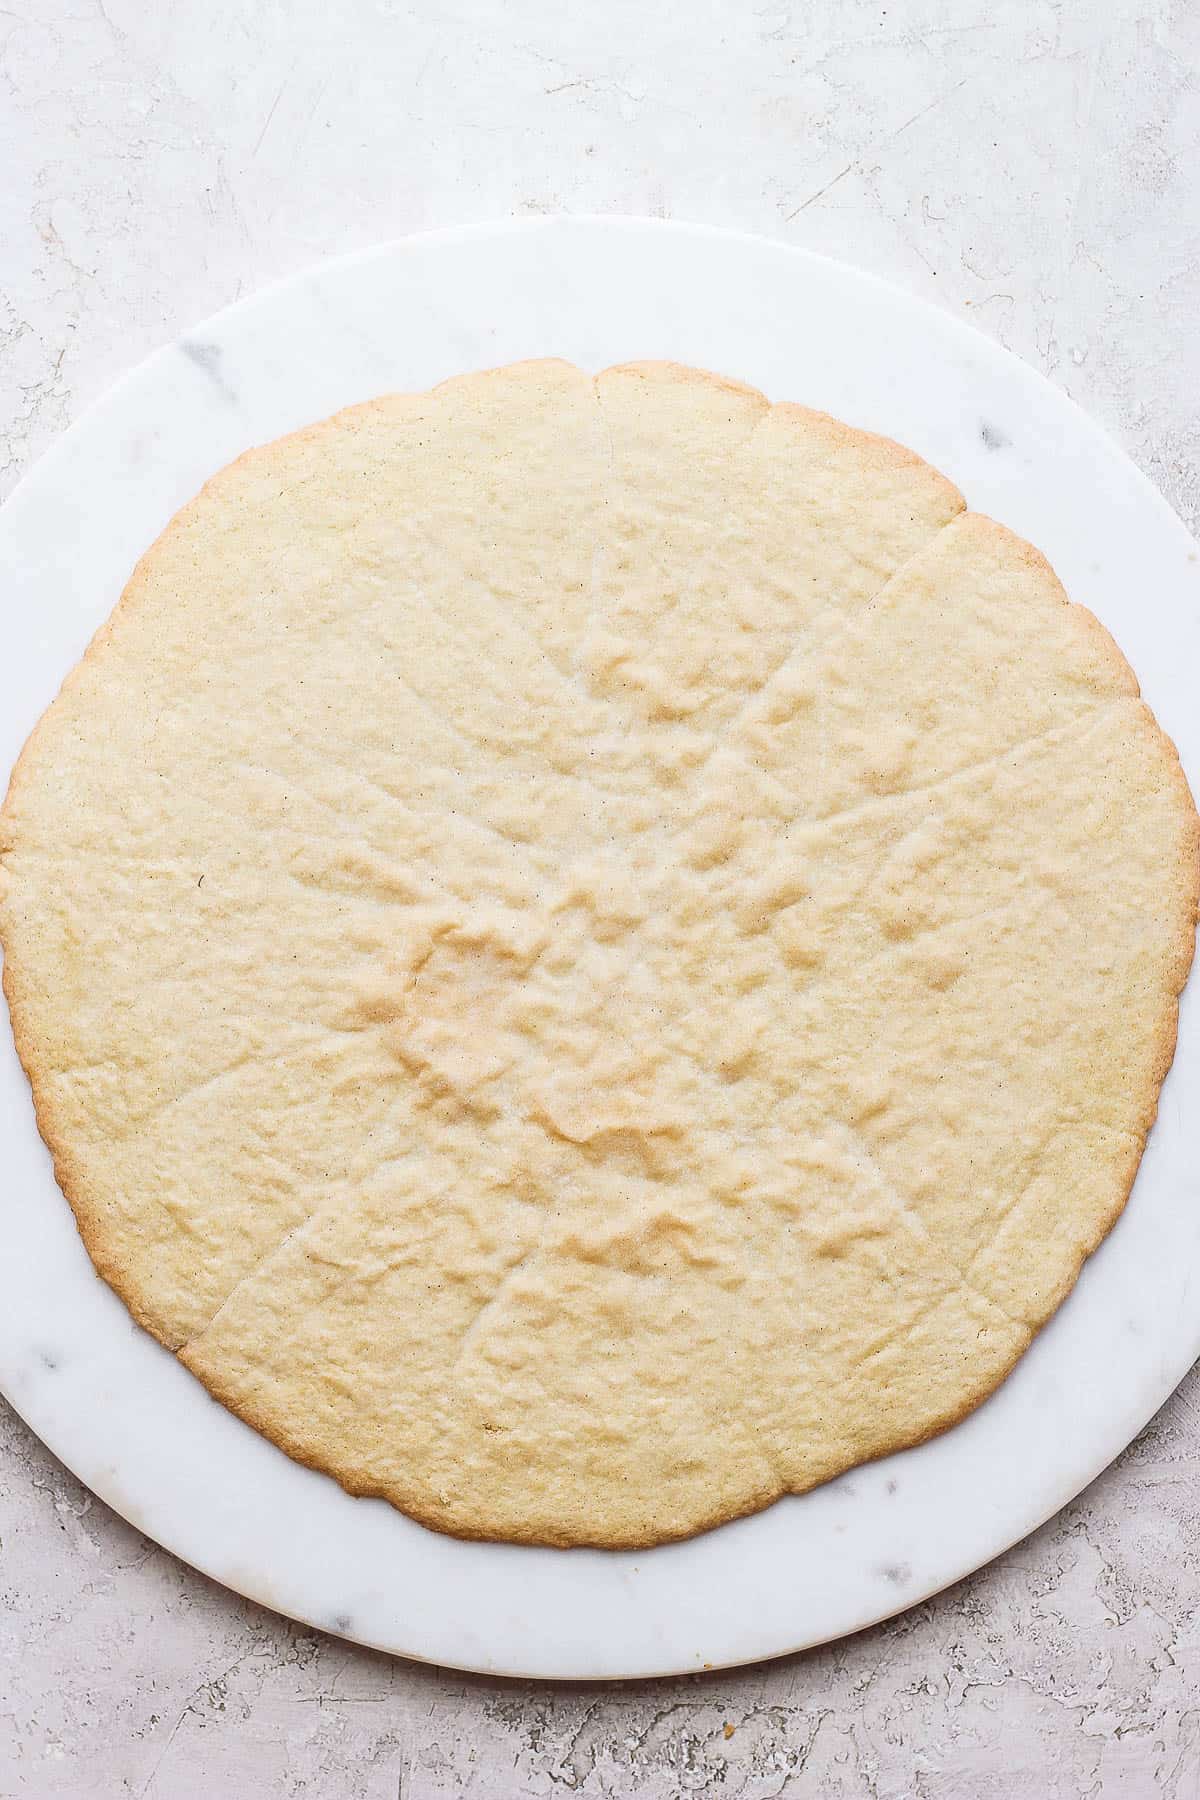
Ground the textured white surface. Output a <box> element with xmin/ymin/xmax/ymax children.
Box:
<box><xmin>3</xmin><ymin>0</ymin><xmax>1200</xmax><ymax>1791</ymax></box>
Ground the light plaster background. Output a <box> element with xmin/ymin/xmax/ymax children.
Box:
<box><xmin>3</xmin><ymin>2</ymin><xmax>1200</xmax><ymax>1793</ymax></box>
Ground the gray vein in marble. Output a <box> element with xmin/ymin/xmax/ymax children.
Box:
<box><xmin>178</xmin><ymin>341</ymin><xmax>238</xmax><ymax>406</ymax></box>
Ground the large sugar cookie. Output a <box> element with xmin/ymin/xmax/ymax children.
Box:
<box><xmin>2</xmin><ymin>361</ymin><xmax>1196</xmax><ymax>1547</ymax></box>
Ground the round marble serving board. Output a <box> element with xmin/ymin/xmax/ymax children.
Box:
<box><xmin>1</xmin><ymin>217</ymin><xmax>1198</xmax><ymax>1682</ymax></box>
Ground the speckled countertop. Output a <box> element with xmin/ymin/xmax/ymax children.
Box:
<box><xmin>4</xmin><ymin>3</ymin><xmax>1200</xmax><ymax>1794</ymax></box>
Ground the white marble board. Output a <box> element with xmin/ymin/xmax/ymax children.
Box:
<box><xmin>0</xmin><ymin>217</ymin><xmax>1197</xmax><ymax>1681</ymax></box>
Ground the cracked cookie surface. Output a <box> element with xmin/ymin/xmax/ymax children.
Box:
<box><xmin>1</xmin><ymin>359</ymin><xmax>1196</xmax><ymax>1547</ymax></box>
